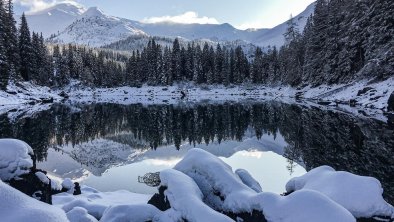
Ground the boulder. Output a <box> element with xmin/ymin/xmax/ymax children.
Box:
<box><xmin>388</xmin><ymin>92</ymin><xmax>394</xmax><ymax>112</ymax></box>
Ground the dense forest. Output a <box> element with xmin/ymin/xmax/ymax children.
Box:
<box><xmin>0</xmin><ymin>0</ymin><xmax>393</xmax><ymax>90</ymax></box>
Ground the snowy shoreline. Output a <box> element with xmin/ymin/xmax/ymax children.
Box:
<box><xmin>1</xmin><ymin>78</ymin><xmax>393</xmax><ymax>123</ymax></box>
<box><xmin>1</xmin><ymin>139</ymin><xmax>394</xmax><ymax>222</ymax></box>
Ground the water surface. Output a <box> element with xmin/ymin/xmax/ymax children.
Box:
<box><xmin>0</xmin><ymin>101</ymin><xmax>392</xmax><ymax>202</ymax></box>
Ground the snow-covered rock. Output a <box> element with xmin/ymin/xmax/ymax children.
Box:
<box><xmin>0</xmin><ymin>180</ymin><xmax>68</xmax><ymax>222</ymax></box>
<box><xmin>173</xmin><ymin>148</ymin><xmax>356</xmax><ymax>222</ymax></box>
<box><xmin>0</xmin><ymin>139</ymin><xmax>34</xmax><ymax>181</ymax></box>
<box><xmin>174</xmin><ymin>148</ymin><xmax>258</xmax><ymax>212</ymax></box>
<box><xmin>159</xmin><ymin>169</ymin><xmax>234</xmax><ymax>222</ymax></box>
<box><xmin>286</xmin><ymin>166</ymin><xmax>394</xmax><ymax>219</ymax></box>
<box><xmin>235</xmin><ymin>168</ymin><xmax>262</xmax><ymax>193</ymax></box>
<box><xmin>62</xmin><ymin>178</ymin><xmax>75</xmax><ymax>193</ymax></box>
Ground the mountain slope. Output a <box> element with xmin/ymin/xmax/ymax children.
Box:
<box><xmin>48</xmin><ymin>7</ymin><xmax>147</xmax><ymax>47</ymax></box>
<box><xmin>25</xmin><ymin>2</ymin><xmax>86</xmax><ymax>37</ymax></box>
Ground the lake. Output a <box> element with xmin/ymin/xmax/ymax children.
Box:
<box><xmin>0</xmin><ymin>101</ymin><xmax>393</xmax><ymax>203</ymax></box>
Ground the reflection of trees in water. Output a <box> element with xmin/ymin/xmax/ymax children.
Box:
<box><xmin>0</xmin><ymin>102</ymin><xmax>392</xmax><ymax>202</ymax></box>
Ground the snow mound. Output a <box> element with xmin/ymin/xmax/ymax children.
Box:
<box><xmin>100</xmin><ymin>204</ymin><xmax>161</xmax><ymax>222</ymax></box>
<box><xmin>286</xmin><ymin>166</ymin><xmax>394</xmax><ymax>218</ymax></box>
<box><xmin>66</xmin><ymin>207</ymin><xmax>98</xmax><ymax>222</ymax></box>
<box><xmin>160</xmin><ymin>169</ymin><xmax>234</xmax><ymax>222</ymax></box>
<box><xmin>174</xmin><ymin>148</ymin><xmax>257</xmax><ymax>212</ymax></box>
<box><xmin>0</xmin><ymin>180</ymin><xmax>68</xmax><ymax>222</ymax></box>
<box><xmin>173</xmin><ymin>149</ymin><xmax>355</xmax><ymax>222</ymax></box>
<box><xmin>0</xmin><ymin>139</ymin><xmax>34</xmax><ymax>181</ymax></box>
<box><xmin>257</xmin><ymin>190</ymin><xmax>355</xmax><ymax>222</ymax></box>
<box><xmin>235</xmin><ymin>168</ymin><xmax>262</xmax><ymax>193</ymax></box>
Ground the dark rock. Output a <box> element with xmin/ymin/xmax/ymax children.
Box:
<box><xmin>225</xmin><ymin>210</ymin><xmax>267</xmax><ymax>222</ymax></box>
<box><xmin>59</xmin><ymin>91</ymin><xmax>69</xmax><ymax>98</ymax></box>
<box><xmin>40</xmin><ymin>97</ymin><xmax>54</xmax><ymax>104</ymax></box>
<box><xmin>357</xmin><ymin>216</ymin><xmax>394</xmax><ymax>222</ymax></box>
<box><xmin>28</xmin><ymin>100</ymin><xmax>37</xmax><ymax>105</ymax></box>
<box><xmin>8</xmin><ymin>169</ymin><xmax>52</xmax><ymax>204</ymax></box>
<box><xmin>317</xmin><ymin>101</ymin><xmax>332</xmax><ymax>106</ymax></box>
<box><xmin>162</xmin><ymin>88</ymin><xmax>168</xmax><ymax>91</ymax></box>
<box><xmin>357</xmin><ymin>87</ymin><xmax>374</xmax><ymax>96</ymax></box>
<box><xmin>6</xmin><ymin>91</ymin><xmax>17</xmax><ymax>95</ymax></box>
<box><xmin>295</xmin><ymin>92</ymin><xmax>303</xmax><ymax>100</ymax></box>
<box><xmin>73</xmin><ymin>182</ymin><xmax>81</xmax><ymax>195</ymax></box>
<box><xmin>388</xmin><ymin>92</ymin><xmax>394</xmax><ymax>112</ymax></box>
<box><xmin>349</xmin><ymin>99</ymin><xmax>357</xmax><ymax>107</ymax></box>
<box><xmin>148</xmin><ymin>186</ymin><xmax>171</xmax><ymax>211</ymax></box>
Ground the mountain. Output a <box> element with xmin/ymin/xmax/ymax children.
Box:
<box><xmin>48</xmin><ymin>7</ymin><xmax>147</xmax><ymax>47</ymax></box>
<box><xmin>25</xmin><ymin>2</ymin><xmax>86</xmax><ymax>37</ymax></box>
<box><xmin>32</xmin><ymin>2</ymin><xmax>315</xmax><ymax>48</ymax></box>
<box><xmin>245</xmin><ymin>2</ymin><xmax>315</xmax><ymax>47</ymax></box>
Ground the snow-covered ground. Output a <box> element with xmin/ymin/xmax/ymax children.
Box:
<box><xmin>1</xmin><ymin>78</ymin><xmax>393</xmax><ymax>118</ymax></box>
<box><xmin>1</xmin><ymin>139</ymin><xmax>394</xmax><ymax>222</ymax></box>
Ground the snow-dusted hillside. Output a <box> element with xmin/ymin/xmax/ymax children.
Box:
<box><xmin>48</xmin><ymin>7</ymin><xmax>147</xmax><ymax>47</ymax></box>
<box><xmin>24</xmin><ymin>2</ymin><xmax>86</xmax><ymax>37</ymax></box>
<box><xmin>34</xmin><ymin>2</ymin><xmax>314</xmax><ymax>48</ymax></box>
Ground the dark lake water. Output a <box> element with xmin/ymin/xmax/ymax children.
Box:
<box><xmin>0</xmin><ymin>101</ymin><xmax>393</xmax><ymax>203</ymax></box>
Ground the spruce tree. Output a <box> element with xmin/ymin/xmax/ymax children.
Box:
<box><xmin>0</xmin><ymin>0</ymin><xmax>8</xmax><ymax>89</ymax></box>
<box><xmin>18</xmin><ymin>13</ymin><xmax>32</xmax><ymax>81</ymax></box>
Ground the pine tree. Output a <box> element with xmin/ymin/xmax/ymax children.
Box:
<box><xmin>18</xmin><ymin>13</ymin><xmax>32</xmax><ymax>81</ymax></box>
<box><xmin>4</xmin><ymin>0</ymin><xmax>19</xmax><ymax>80</ymax></box>
<box><xmin>0</xmin><ymin>0</ymin><xmax>8</xmax><ymax>89</ymax></box>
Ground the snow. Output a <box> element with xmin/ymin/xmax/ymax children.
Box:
<box><xmin>174</xmin><ymin>148</ymin><xmax>356</xmax><ymax>222</ymax></box>
<box><xmin>0</xmin><ymin>180</ymin><xmax>68</xmax><ymax>222</ymax></box>
<box><xmin>62</xmin><ymin>178</ymin><xmax>75</xmax><ymax>193</ymax></box>
<box><xmin>35</xmin><ymin>172</ymin><xmax>50</xmax><ymax>184</ymax></box>
<box><xmin>286</xmin><ymin>166</ymin><xmax>394</xmax><ymax>218</ymax></box>
<box><xmin>257</xmin><ymin>190</ymin><xmax>355</xmax><ymax>222</ymax></box>
<box><xmin>159</xmin><ymin>169</ymin><xmax>234</xmax><ymax>222</ymax></box>
<box><xmin>235</xmin><ymin>168</ymin><xmax>262</xmax><ymax>193</ymax></box>
<box><xmin>174</xmin><ymin>148</ymin><xmax>258</xmax><ymax>212</ymax></box>
<box><xmin>53</xmin><ymin>185</ymin><xmax>151</xmax><ymax>220</ymax></box>
<box><xmin>0</xmin><ymin>139</ymin><xmax>34</xmax><ymax>181</ymax></box>
<box><xmin>100</xmin><ymin>204</ymin><xmax>161</xmax><ymax>222</ymax></box>
<box><xmin>66</xmin><ymin>207</ymin><xmax>98</xmax><ymax>222</ymax></box>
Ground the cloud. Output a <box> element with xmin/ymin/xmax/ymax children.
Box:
<box><xmin>142</xmin><ymin>11</ymin><xmax>219</xmax><ymax>25</ymax></box>
<box><xmin>14</xmin><ymin>0</ymin><xmax>80</xmax><ymax>13</ymax></box>
<box><xmin>235</xmin><ymin>21</ymin><xmax>265</xmax><ymax>31</ymax></box>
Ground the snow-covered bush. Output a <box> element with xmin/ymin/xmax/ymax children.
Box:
<box><xmin>0</xmin><ymin>139</ymin><xmax>34</xmax><ymax>181</ymax></box>
<box><xmin>286</xmin><ymin>165</ymin><xmax>394</xmax><ymax>219</ymax></box>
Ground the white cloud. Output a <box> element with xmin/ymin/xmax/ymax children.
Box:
<box><xmin>142</xmin><ymin>11</ymin><xmax>219</xmax><ymax>25</ymax></box>
<box><xmin>15</xmin><ymin>0</ymin><xmax>80</xmax><ymax>13</ymax></box>
<box><xmin>235</xmin><ymin>21</ymin><xmax>265</xmax><ymax>31</ymax></box>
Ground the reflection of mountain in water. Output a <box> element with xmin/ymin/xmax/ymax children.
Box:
<box><xmin>0</xmin><ymin>102</ymin><xmax>393</xmax><ymax>203</ymax></box>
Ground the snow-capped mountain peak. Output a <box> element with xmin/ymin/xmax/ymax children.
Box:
<box><xmin>48</xmin><ymin>7</ymin><xmax>147</xmax><ymax>47</ymax></box>
<box><xmin>81</xmin><ymin>6</ymin><xmax>106</xmax><ymax>18</ymax></box>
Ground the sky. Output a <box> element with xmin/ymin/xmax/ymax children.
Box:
<box><xmin>14</xmin><ymin>0</ymin><xmax>316</xmax><ymax>29</ymax></box>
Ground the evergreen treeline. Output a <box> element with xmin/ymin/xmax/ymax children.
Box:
<box><xmin>1</xmin><ymin>0</ymin><xmax>393</xmax><ymax>90</ymax></box>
